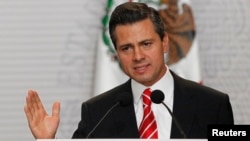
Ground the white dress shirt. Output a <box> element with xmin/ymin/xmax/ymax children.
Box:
<box><xmin>132</xmin><ymin>66</ymin><xmax>174</xmax><ymax>139</ymax></box>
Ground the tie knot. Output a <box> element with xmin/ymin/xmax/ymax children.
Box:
<box><xmin>142</xmin><ymin>88</ymin><xmax>152</xmax><ymax>106</ymax></box>
<box><xmin>143</xmin><ymin>88</ymin><xmax>151</xmax><ymax>96</ymax></box>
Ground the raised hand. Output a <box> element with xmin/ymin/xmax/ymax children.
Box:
<box><xmin>24</xmin><ymin>90</ymin><xmax>60</xmax><ymax>139</ymax></box>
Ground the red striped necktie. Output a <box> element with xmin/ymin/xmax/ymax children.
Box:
<box><xmin>139</xmin><ymin>88</ymin><xmax>158</xmax><ymax>139</ymax></box>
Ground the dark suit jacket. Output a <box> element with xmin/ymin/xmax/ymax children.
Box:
<box><xmin>72</xmin><ymin>71</ymin><xmax>234</xmax><ymax>139</ymax></box>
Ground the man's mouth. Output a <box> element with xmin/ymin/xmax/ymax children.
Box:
<box><xmin>134</xmin><ymin>64</ymin><xmax>149</xmax><ymax>73</ymax></box>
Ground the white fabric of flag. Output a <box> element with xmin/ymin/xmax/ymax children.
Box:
<box><xmin>169</xmin><ymin>38</ymin><xmax>202</xmax><ymax>83</ymax></box>
<box><xmin>93</xmin><ymin>0</ymin><xmax>130</xmax><ymax>96</ymax></box>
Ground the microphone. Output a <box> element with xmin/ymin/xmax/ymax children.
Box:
<box><xmin>151</xmin><ymin>90</ymin><xmax>187</xmax><ymax>138</ymax></box>
<box><xmin>86</xmin><ymin>92</ymin><xmax>132</xmax><ymax>138</ymax></box>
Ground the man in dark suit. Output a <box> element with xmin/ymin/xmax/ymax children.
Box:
<box><xmin>24</xmin><ymin>2</ymin><xmax>234</xmax><ymax>139</ymax></box>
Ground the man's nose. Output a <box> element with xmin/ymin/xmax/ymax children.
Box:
<box><xmin>133</xmin><ymin>47</ymin><xmax>145</xmax><ymax>61</ymax></box>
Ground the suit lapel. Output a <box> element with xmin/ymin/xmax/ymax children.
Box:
<box><xmin>111</xmin><ymin>80</ymin><xmax>140</xmax><ymax>138</ymax></box>
<box><xmin>170</xmin><ymin>71</ymin><xmax>196</xmax><ymax>138</ymax></box>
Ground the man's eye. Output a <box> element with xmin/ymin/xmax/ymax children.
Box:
<box><xmin>121</xmin><ymin>46</ymin><xmax>130</xmax><ymax>51</ymax></box>
<box><xmin>143</xmin><ymin>42</ymin><xmax>152</xmax><ymax>47</ymax></box>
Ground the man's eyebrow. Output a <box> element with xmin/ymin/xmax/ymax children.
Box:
<box><xmin>138</xmin><ymin>39</ymin><xmax>153</xmax><ymax>44</ymax></box>
<box><xmin>118</xmin><ymin>43</ymin><xmax>133</xmax><ymax>48</ymax></box>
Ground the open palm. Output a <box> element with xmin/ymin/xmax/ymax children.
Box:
<box><xmin>24</xmin><ymin>90</ymin><xmax>60</xmax><ymax>139</ymax></box>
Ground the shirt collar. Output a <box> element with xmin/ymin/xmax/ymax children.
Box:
<box><xmin>132</xmin><ymin>65</ymin><xmax>174</xmax><ymax>105</ymax></box>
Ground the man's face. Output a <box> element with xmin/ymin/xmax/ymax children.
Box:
<box><xmin>115</xmin><ymin>18</ymin><xmax>169</xmax><ymax>86</ymax></box>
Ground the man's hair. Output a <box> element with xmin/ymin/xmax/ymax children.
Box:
<box><xmin>109</xmin><ymin>2</ymin><xmax>165</xmax><ymax>49</ymax></box>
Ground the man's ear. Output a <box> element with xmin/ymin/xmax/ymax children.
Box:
<box><xmin>162</xmin><ymin>32</ymin><xmax>169</xmax><ymax>53</ymax></box>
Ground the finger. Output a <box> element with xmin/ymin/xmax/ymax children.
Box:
<box><xmin>24</xmin><ymin>104</ymin><xmax>33</xmax><ymax>122</ymax></box>
<box><xmin>26</xmin><ymin>90</ymin><xmax>35</xmax><ymax>118</ymax></box>
<box><xmin>34</xmin><ymin>91</ymin><xmax>47</xmax><ymax>112</ymax></box>
<box><xmin>32</xmin><ymin>90</ymin><xmax>42</xmax><ymax>110</ymax></box>
<box><xmin>25</xmin><ymin>90</ymin><xmax>37</xmax><ymax>125</ymax></box>
<box><xmin>52</xmin><ymin>102</ymin><xmax>60</xmax><ymax>117</ymax></box>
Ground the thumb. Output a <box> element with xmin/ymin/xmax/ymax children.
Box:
<box><xmin>52</xmin><ymin>102</ymin><xmax>60</xmax><ymax>117</ymax></box>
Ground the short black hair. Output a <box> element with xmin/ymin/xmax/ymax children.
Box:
<box><xmin>109</xmin><ymin>2</ymin><xmax>165</xmax><ymax>49</ymax></box>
